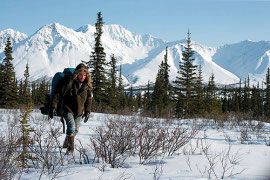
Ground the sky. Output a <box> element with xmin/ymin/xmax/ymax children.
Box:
<box><xmin>0</xmin><ymin>0</ymin><xmax>270</xmax><ymax>47</ymax></box>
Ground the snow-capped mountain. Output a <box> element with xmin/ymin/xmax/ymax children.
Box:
<box><xmin>213</xmin><ymin>40</ymin><xmax>270</xmax><ymax>84</ymax></box>
<box><xmin>0</xmin><ymin>29</ymin><xmax>28</xmax><ymax>52</ymax></box>
<box><xmin>0</xmin><ymin>23</ymin><xmax>269</xmax><ymax>86</ymax></box>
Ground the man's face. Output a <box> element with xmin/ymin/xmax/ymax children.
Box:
<box><xmin>78</xmin><ymin>71</ymin><xmax>87</xmax><ymax>82</ymax></box>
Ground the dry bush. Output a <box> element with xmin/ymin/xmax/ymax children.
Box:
<box><xmin>197</xmin><ymin>140</ymin><xmax>246</xmax><ymax>179</ymax></box>
<box><xmin>264</xmin><ymin>133</ymin><xmax>270</xmax><ymax>146</ymax></box>
<box><xmin>28</xmin><ymin>123</ymin><xmax>67</xmax><ymax>179</ymax></box>
<box><xmin>137</xmin><ymin>126</ymin><xmax>165</xmax><ymax>164</ymax></box>
<box><xmin>163</xmin><ymin>123</ymin><xmax>199</xmax><ymax>156</ymax></box>
<box><xmin>0</xmin><ymin>120</ymin><xmax>23</xmax><ymax>180</ymax></box>
<box><xmin>90</xmin><ymin>116</ymin><xmax>200</xmax><ymax>168</ymax></box>
<box><xmin>90</xmin><ymin>117</ymin><xmax>137</xmax><ymax>168</ymax></box>
<box><xmin>76</xmin><ymin>139</ymin><xmax>91</xmax><ymax>164</ymax></box>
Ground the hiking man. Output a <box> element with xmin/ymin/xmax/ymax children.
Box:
<box><xmin>49</xmin><ymin>63</ymin><xmax>92</xmax><ymax>154</ymax></box>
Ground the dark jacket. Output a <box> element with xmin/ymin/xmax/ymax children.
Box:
<box><xmin>51</xmin><ymin>73</ymin><xmax>92</xmax><ymax>117</ymax></box>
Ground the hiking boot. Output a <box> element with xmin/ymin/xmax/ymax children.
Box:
<box><xmin>62</xmin><ymin>136</ymin><xmax>68</xmax><ymax>148</ymax></box>
<box><xmin>66</xmin><ymin>135</ymin><xmax>75</xmax><ymax>155</ymax></box>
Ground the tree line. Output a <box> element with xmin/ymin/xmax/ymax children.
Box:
<box><xmin>1</xmin><ymin>11</ymin><xmax>270</xmax><ymax>121</ymax></box>
<box><xmin>0</xmin><ymin>37</ymin><xmax>50</xmax><ymax>108</ymax></box>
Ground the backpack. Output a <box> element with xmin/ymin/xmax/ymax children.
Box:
<box><xmin>40</xmin><ymin>68</ymin><xmax>75</xmax><ymax>117</ymax></box>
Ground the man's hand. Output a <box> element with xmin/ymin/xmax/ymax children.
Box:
<box><xmin>49</xmin><ymin>108</ymin><xmax>57</xmax><ymax>119</ymax></box>
<box><xmin>82</xmin><ymin>112</ymin><xmax>90</xmax><ymax>123</ymax></box>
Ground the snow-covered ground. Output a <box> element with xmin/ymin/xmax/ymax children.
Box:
<box><xmin>0</xmin><ymin>109</ymin><xmax>270</xmax><ymax>180</ymax></box>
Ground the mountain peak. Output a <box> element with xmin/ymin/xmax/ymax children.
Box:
<box><xmin>0</xmin><ymin>28</ymin><xmax>28</xmax><ymax>52</ymax></box>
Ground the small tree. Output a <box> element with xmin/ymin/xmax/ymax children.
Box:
<box><xmin>19</xmin><ymin>103</ymin><xmax>33</xmax><ymax>168</ymax></box>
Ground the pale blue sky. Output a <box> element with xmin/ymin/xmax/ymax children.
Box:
<box><xmin>1</xmin><ymin>0</ymin><xmax>269</xmax><ymax>47</ymax></box>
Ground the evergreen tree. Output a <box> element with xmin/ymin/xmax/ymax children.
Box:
<box><xmin>0</xmin><ymin>63</ymin><xmax>4</xmax><ymax>103</ymax></box>
<box><xmin>31</xmin><ymin>82</ymin><xmax>37</xmax><ymax>106</ymax></box>
<box><xmin>143</xmin><ymin>81</ymin><xmax>151</xmax><ymax>113</ymax></box>
<box><xmin>162</xmin><ymin>47</ymin><xmax>173</xmax><ymax>117</ymax></box>
<box><xmin>136</xmin><ymin>90</ymin><xmax>143</xmax><ymax>112</ymax></box>
<box><xmin>19</xmin><ymin>103</ymin><xmax>33</xmax><ymax>168</ymax></box>
<box><xmin>86</xmin><ymin>11</ymin><xmax>108</xmax><ymax>112</ymax></box>
<box><xmin>117</xmin><ymin>65</ymin><xmax>127</xmax><ymax>111</ymax></box>
<box><xmin>238</xmin><ymin>80</ymin><xmax>243</xmax><ymax>112</ymax></box>
<box><xmin>151</xmin><ymin>61</ymin><xmax>166</xmax><ymax>117</ymax></box>
<box><xmin>18</xmin><ymin>80</ymin><xmax>24</xmax><ymax>105</ymax></box>
<box><xmin>193</xmin><ymin>65</ymin><xmax>205</xmax><ymax>115</ymax></box>
<box><xmin>205</xmin><ymin>73</ymin><xmax>221</xmax><ymax>114</ymax></box>
<box><xmin>107</xmin><ymin>54</ymin><xmax>118</xmax><ymax>112</ymax></box>
<box><xmin>22</xmin><ymin>62</ymin><xmax>32</xmax><ymax>106</ymax></box>
<box><xmin>264</xmin><ymin>68</ymin><xmax>270</xmax><ymax>116</ymax></box>
<box><xmin>128</xmin><ymin>86</ymin><xmax>134</xmax><ymax>112</ymax></box>
<box><xmin>222</xmin><ymin>86</ymin><xmax>229</xmax><ymax>113</ymax></box>
<box><xmin>243</xmin><ymin>76</ymin><xmax>251</xmax><ymax>113</ymax></box>
<box><xmin>173</xmin><ymin>30</ymin><xmax>197</xmax><ymax>116</ymax></box>
<box><xmin>0</xmin><ymin>37</ymin><xmax>18</xmax><ymax>108</ymax></box>
<box><xmin>251</xmin><ymin>83</ymin><xmax>264</xmax><ymax>117</ymax></box>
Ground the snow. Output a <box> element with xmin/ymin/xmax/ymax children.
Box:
<box><xmin>0</xmin><ymin>109</ymin><xmax>270</xmax><ymax>179</ymax></box>
<box><xmin>0</xmin><ymin>24</ymin><xmax>270</xmax><ymax>86</ymax></box>
<box><xmin>213</xmin><ymin>40</ymin><xmax>270</xmax><ymax>85</ymax></box>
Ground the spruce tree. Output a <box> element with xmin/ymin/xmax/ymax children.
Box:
<box><xmin>264</xmin><ymin>68</ymin><xmax>270</xmax><ymax>116</ymax></box>
<box><xmin>107</xmin><ymin>54</ymin><xmax>118</xmax><ymax>112</ymax></box>
<box><xmin>205</xmin><ymin>73</ymin><xmax>221</xmax><ymax>114</ymax></box>
<box><xmin>0</xmin><ymin>37</ymin><xmax>18</xmax><ymax>108</ymax></box>
<box><xmin>22</xmin><ymin>62</ymin><xmax>32</xmax><ymax>106</ymax></box>
<box><xmin>31</xmin><ymin>82</ymin><xmax>37</xmax><ymax>106</ymax></box>
<box><xmin>151</xmin><ymin>61</ymin><xmax>166</xmax><ymax>117</ymax></box>
<box><xmin>128</xmin><ymin>86</ymin><xmax>134</xmax><ymax>112</ymax></box>
<box><xmin>173</xmin><ymin>30</ymin><xmax>197</xmax><ymax>116</ymax></box>
<box><xmin>243</xmin><ymin>76</ymin><xmax>251</xmax><ymax>113</ymax></box>
<box><xmin>18</xmin><ymin>80</ymin><xmax>24</xmax><ymax>105</ymax></box>
<box><xmin>222</xmin><ymin>86</ymin><xmax>229</xmax><ymax>113</ymax></box>
<box><xmin>162</xmin><ymin>47</ymin><xmax>173</xmax><ymax>117</ymax></box>
<box><xmin>86</xmin><ymin>11</ymin><xmax>108</xmax><ymax>112</ymax></box>
<box><xmin>117</xmin><ymin>65</ymin><xmax>127</xmax><ymax>111</ymax></box>
<box><xmin>136</xmin><ymin>90</ymin><xmax>142</xmax><ymax>112</ymax></box>
<box><xmin>251</xmin><ymin>83</ymin><xmax>264</xmax><ymax>117</ymax></box>
<box><xmin>193</xmin><ymin>65</ymin><xmax>205</xmax><ymax>115</ymax></box>
<box><xmin>143</xmin><ymin>81</ymin><xmax>151</xmax><ymax>114</ymax></box>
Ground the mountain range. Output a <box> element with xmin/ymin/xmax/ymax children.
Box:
<box><xmin>1</xmin><ymin>23</ymin><xmax>270</xmax><ymax>86</ymax></box>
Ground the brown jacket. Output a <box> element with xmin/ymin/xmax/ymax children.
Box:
<box><xmin>51</xmin><ymin>73</ymin><xmax>92</xmax><ymax>116</ymax></box>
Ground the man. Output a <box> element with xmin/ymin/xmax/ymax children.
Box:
<box><xmin>50</xmin><ymin>63</ymin><xmax>92</xmax><ymax>154</ymax></box>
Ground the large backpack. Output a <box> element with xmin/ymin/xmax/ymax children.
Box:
<box><xmin>40</xmin><ymin>68</ymin><xmax>75</xmax><ymax>117</ymax></box>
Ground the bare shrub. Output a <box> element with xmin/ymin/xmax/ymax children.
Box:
<box><xmin>90</xmin><ymin>117</ymin><xmax>137</xmax><ymax>168</ymax></box>
<box><xmin>264</xmin><ymin>133</ymin><xmax>270</xmax><ymax>146</ymax></box>
<box><xmin>163</xmin><ymin>123</ymin><xmax>199</xmax><ymax>156</ymax></box>
<box><xmin>197</xmin><ymin>140</ymin><xmax>246</xmax><ymax>179</ymax></box>
<box><xmin>137</xmin><ymin>126</ymin><xmax>165</xmax><ymax>164</ymax></box>
<box><xmin>0</xmin><ymin>121</ymin><xmax>23</xmax><ymax>180</ymax></box>
<box><xmin>28</xmin><ymin>123</ymin><xmax>67</xmax><ymax>179</ymax></box>
<box><xmin>76</xmin><ymin>139</ymin><xmax>91</xmax><ymax>164</ymax></box>
<box><xmin>238</xmin><ymin>126</ymin><xmax>250</xmax><ymax>144</ymax></box>
<box><xmin>182</xmin><ymin>141</ymin><xmax>198</xmax><ymax>156</ymax></box>
<box><xmin>152</xmin><ymin>155</ymin><xmax>164</xmax><ymax>180</ymax></box>
<box><xmin>223</xmin><ymin>131</ymin><xmax>232</xmax><ymax>143</ymax></box>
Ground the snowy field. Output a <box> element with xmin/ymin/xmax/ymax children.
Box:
<box><xmin>0</xmin><ymin>109</ymin><xmax>270</xmax><ymax>180</ymax></box>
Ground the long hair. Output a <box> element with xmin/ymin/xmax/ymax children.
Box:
<box><xmin>73</xmin><ymin>64</ymin><xmax>93</xmax><ymax>90</ymax></box>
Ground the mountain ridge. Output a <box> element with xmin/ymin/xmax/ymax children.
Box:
<box><xmin>0</xmin><ymin>23</ymin><xmax>269</xmax><ymax>86</ymax></box>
